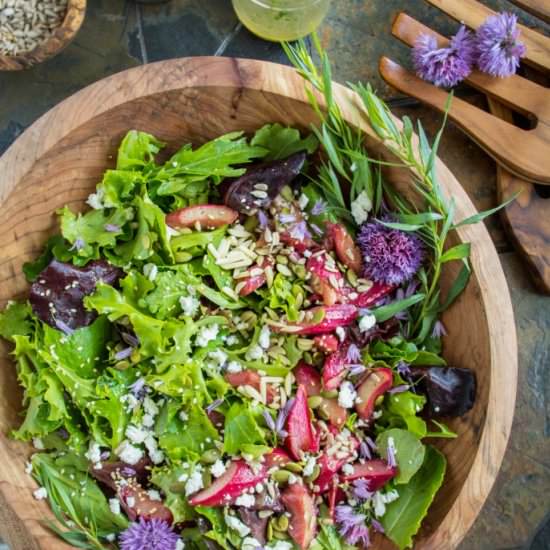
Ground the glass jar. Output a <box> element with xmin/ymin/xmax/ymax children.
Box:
<box><xmin>232</xmin><ymin>0</ymin><xmax>330</xmax><ymax>42</ymax></box>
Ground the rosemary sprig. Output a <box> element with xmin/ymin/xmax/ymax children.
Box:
<box><xmin>283</xmin><ymin>36</ymin><xmax>516</xmax><ymax>343</ymax></box>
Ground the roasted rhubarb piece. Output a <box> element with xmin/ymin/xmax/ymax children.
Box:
<box><xmin>237</xmin><ymin>257</ymin><xmax>273</xmax><ymax>296</ymax></box>
<box><xmin>224</xmin><ymin>152</ymin><xmax>306</xmax><ymax>214</ymax></box>
<box><xmin>327</xmin><ymin>223</ymin><xmax>363</xmax><ymax>274</ymax></box>
<box><xmin>341</xmin><ymin>459</ymin><xmax>397</xmax><ymax>491</ymax></box>
<box><xmin>276</xmin><ymin>304</ymin><xmax>358</xmax><ymax>335</ymax></box>
<box><xmin>294</xmin><ymin>362</ymin><xmax>347</xmax><ymax>428</ymax></box>
<box><xmin>410</xmin><ymin>366</ymin><xmax>476</xmax><ymax>417</ymax></box>
<box><xmin>225</xmin><ymin>370</ymin><xmax>277</xmax><ymax>403</ymax></box>
<box><xmin>166</xmin><ymin>204</ymin><xmax>238</xmax><ymax>229</ymax></box>
<box><xmin>314</xmin><ymin>434</ymin><xmax>359</xmax><ymax>493</ymax></box>
<box><xmin>285</xmin><ymin>385</ymin><xmax>318</xmax><ymax>459</ymax></box>
<box><xmin>322</xmin><ymin>347</ymin><xmax>350</xmax><ymax>391</ymax></box>
<box><xmin>264</xmin><ymin>447</ymin><xmax>292</xmax><ymax>470</ymax></box>
<box><xmin>188</xmin><ymin>460</ymin><xmax>266</xmax><ymax>506</ymax></box>
<box><xmin>350</xmin><ymin>281</ymin><xmax>394</xmax><ymax>308</ymax></box>
<box><xmin>30</xmin><ymin>259</ymin><xmax>123</xmax><ymax>330</ymax></box>
<box><xmin>355</xmin><ymin>368</ymin><xmax>393</xmax><ymax>419</ymax></box>
<box><xmin>313</xmin><ymin>333</ymin><xmax>339</xmax><ymax>354</ymax></box>
<box><xmin>281</xmin><ymin>484</ymin><xmax>318</xmax><ymax>550</ymax></box>
<box><xmin>118</xmin><ymin>479</ymin><xmax>173</xmax><ymax>523</ymax></box>
<box><xmin>307</xmin><ymin>252</ymin><xmax>346</xmax><ymax>306</ymax></box>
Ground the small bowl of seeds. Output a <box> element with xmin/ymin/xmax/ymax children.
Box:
<box><xmin>0</xmin><ymin>0</ymin><xmax>86</xmax><ymax>71</ymax></box>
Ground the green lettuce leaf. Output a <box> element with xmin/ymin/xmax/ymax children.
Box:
<box><xmin>376</xmin><ymin>428</ymin><xmax>425</xmax><ymax>484</ymax></box>
<box><xmin>380</xmin><ymin>390</ymin><xmax>428</xmax><ymax>439</ymax></box>
<box><xmin>22</xmin><ymin>235</ymin><xmax>66</xmax><ymax>282</ymax></box>
<box><xmin>116</xmin><ymin>130</ymin><xmax>165</xmax><ymax>171</ymax></box>
<box><xmin>223</xmin><ymin>401</ymin><xmax>267</xmax><ymax>455</ymax></box>
<box><xmin>251</xmin><ymin>123</ymin><xmax>318</xmax><ymax>160</ymax></box>
<box><xmin>150</xmin><ymin>463</ymin><xmax>195</xmax><ymax>523</ymax></box>
<box><xmin>381</xmin><ymin>446</ymin><xmax>446</xmax><ymax>549</ymax></box>
<box><xmin>0</xmin><ymin>301</ymin><xmax>33</xmax><ymax>341</ymax></box>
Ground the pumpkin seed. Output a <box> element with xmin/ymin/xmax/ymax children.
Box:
<box><xmin>114</xmin><ymin>360</ymin><xmax>130</xmax><ymax>370</ymax></box>
<box><xmin>346</xmin><ymin>268</ymin><xmax>358</xmax><ymax>287</ymax></box>
<box><xmin>297</xmin><ymin>338</ymin><xmax>314</xmax><ymax>351</ymax></box>
<box><xmin>321</xmin><ymin>390</ymin><xmax>339</xmax><ymax>398</ymax></box>
<box><xmin>274</xmin><ymin>515</ymin><xmax>289</xmax><ymax>531</ymax></box>
<box><xmin>284</xmin><ymin>462</ymin><xmax>303</xmax><ymax>473</ymax></box>
<box><xmin>200</xmin><ymin>449</ymin><xmax>220</xmax><ymax>464</ymax></box>
<box><xmin>272</xmin><ymin>469</ymin><xmax>292</xmax><ymax>483</ymax></box>
<box><xmin>267</xmin><ymin>520</ymin><xmax>274</xmax><ymax>541</ymax></box>
<box><xmin>292</xmin><ymin>264</ymin><xmax>307</xmax><ymax>279</ymax></box>
<box><xmin>304</xmin><ymin>464</ymin><xmax>321</xmax><ymax>483</ymax></box>
<box><xmin>304</xmin><ymin>351</ymin><xmax>313</xmax><ymax>364</ymax></box>
<box><xmin>307</xmin><ymin>396</ymin><xmax>323</xmax><ymax>409</ymax></box>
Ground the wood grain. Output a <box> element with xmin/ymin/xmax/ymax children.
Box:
<box><xmin>0</xmin><ymin>0</ymin><xmax>86</xmax><ymax>71</ymax></box>
<box><xmin>510</xmin><ymin>0</ymin><xmax>550</xmax><ymax>24</ymax></box>
<box><xmin>0</xmin><ymin>57</ymin><xmax>517</xmax><ymax>550</ymax></box>
<box><xmin>487</xmin><ymin>98</ymin><xmax>550</xmax><ymax>294</ymax></box>
<box><xmin>425</xmin><ymin>0</ymin><xmax>550</xmax><ymax>72</ymax></box>
<box><xmin>386</xmin><ymin>13</ymin><xmax>550</xmax><ymax>185</ymax></box>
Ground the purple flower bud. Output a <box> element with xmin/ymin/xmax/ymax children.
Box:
<box><xmin>311</xmin><ymin>199</ymin><xmax>327</xmax><ymax>216</ymax></box>
<box><xmin>257</xmin><ymin>210</ymin><xmax>269</xmax><ymax>229</ymax></box>
<box><xmin>70</xmin><ymin>238</ymin><xmax>85</xmax><ymax>251</ymax></box>
<box><xmin>476</xmin><ymin>12</ymin><xmax>526</xmax><ymax>77</ymax></box>
<box><xmin>386</xmin><ymin>438</ymin><xmax>397</xmax><ymax>468</ymax></box>
<box><xmin>388</xmin><ymin>384</ymin><xmax>410</xmax><ymax>394</ymax></box>
<box><xmin>432</xmin><ymin>320</ymin><xmax>447</xmax><ymax>338</ymax></box>
<box><xmin>310</xmin><ymin>223</ymin><xmax>324</xmax><ymax>236</ymax></box>
<box><xmin>121</xmin><ymin>332</ymin><xmax>139</xmax><ymax>348</ymax></box>
<box><xmin>104</xmin><ymin>223</ymin><xmax>121</xmax><ymax>232</ymax></box>
<box><xmin>54</xmin><ymin>318</ymin><xmax>75</xmax><ymax>336</ymax></box>
<box><xmin>290</xmin><ymin>221</ymin><xmax>311</xmax><ymax>241</ymax></box>
<box><xmin>115</xmin><ymin>347</ymin><xmax>133</xmax><ymax>360</ymax></box>
<box><xmin>205</xmin><ymin>398</ymin><xmax>224</xmax><ymax>414</ymax></box>
<box><xmin>279</xmin><ymin>213</ymin><xmax>297</xmax><ymax>224</ymax></box>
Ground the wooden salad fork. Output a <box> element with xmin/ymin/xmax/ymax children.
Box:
<box><xmin>379</xmin><ymin>1</ymin><xmax>550</xmax><ymax>293</ymax></box>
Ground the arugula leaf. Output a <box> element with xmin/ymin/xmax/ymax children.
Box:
<box><xmin>376</xmin><ymin>428</ymin><xmax>425</xmax><ymax>484</ymax></box>
<box><xmin>223</xmin><ymin>402</ymin><xmax>267</xmax><ymax>455</ymax></box>
<box><xmin>381</xmin><ymin>446</ymin><xmax>446</xmax><ymax>549</ymax></box>
<box><xmin>116</xmin><ymin>130</ymin><xmax>165</xmax><ymax>171</ymax></box>
<box><xmin>251</xmin><ymin>123</ymin><xmax>318</xmax><ymax>160</ymax></box>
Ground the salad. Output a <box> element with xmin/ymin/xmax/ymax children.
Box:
<box><xmin>0</xmin><ymin>40</ymin><xmax>494</xmax><ymax>550</ymax></box>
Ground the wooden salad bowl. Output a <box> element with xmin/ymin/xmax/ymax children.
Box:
<box><xmin>0</xmin><ymin>58</ymin><xmax>517</xmax><ymax>549</ymax></box>
<box><xmin>0</xmin><ymin>0</ymin><xmax>86</xmax><ymax>71</ymax></box>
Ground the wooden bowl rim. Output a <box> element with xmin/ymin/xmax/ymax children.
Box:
<box><xmin>0</xmin><ymin>0</ymin><xmax>86</xmax><ymax>71</ymax></box>
<box><xmin>0</xmin><ymin>56</ymin><xmax>517</xmax><ymax>549</ymax></box>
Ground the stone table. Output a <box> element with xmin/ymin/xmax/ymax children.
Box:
<box><xmin>0</xmin><ymin>1</ymin><xmax>549</xmax><ymax>549</ymax></box>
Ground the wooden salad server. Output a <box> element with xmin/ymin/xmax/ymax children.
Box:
<box><xmin>379</xmin><ymin>7</ymin><xmax>550</xmax><ymax>293</ymax></box>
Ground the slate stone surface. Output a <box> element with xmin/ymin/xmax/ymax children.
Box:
<box><xmin>0</xmin><ymin>1</ymin><xmax>549</xmax><ymax>549</ymax></box>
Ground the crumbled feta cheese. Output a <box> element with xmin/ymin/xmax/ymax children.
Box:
<box><xmin>242</xmin><ymin>537</ymin><xmax>262</xmax><ymax>550</ymax></box>
<box><xmin>32</xmin><ymin>437</ymin><xmax>44</xmax><ymax>450</ymax></box>
<box><xmin>85</xmin><ymin>441</ymin><xmax>102</xmax><ymax>467</ymax></box>
<box><xmin>147</xmin><ymin>489</ymin><xmax>161</xmax><ymax>501</ymax></box>
<box><xmin>351</xmin><ymin>190</ymin><xmax>372</xmax><ymax>225</ymax></box>
<box><xmin>126</xmin><ymin>425</ymin><xmax>149</xmax><ymax>444</ymax></box>
<box><xmin>259</xmin><ymin>325</ymin><xmax>271</xmax><ymax>349</ymax></box>
<box><xmin>298</xmin><ymin>193</ymin><xmax>309</xmax><ymax>210</ymax></box>
<box><xmin>109</xmin><ymin>498</ymin><xmax>121</xmax><ymax>515</ymax></box>
<box><xmin>302</xmin><ymin>456</ymin><xmax>316</xmax><ymax>477</ymax></box>
<box><xmin>225</xmin><ymin>334</ymin><xmax>238</xmax><ymax>346</ymax></box>
<box><xmin>106</xmin><ymin>534</ymin><xmax>116</xmax><ymax>542</ymax></box>
<box><xmin>373</xmin><ymin>489</ymin><xmax>400</xmax><ymax>517</ymax></box>
<box><xmin>335</xmin><ymin>326</ymin><xmax>346</xmax><ymax>342</ymax></box>
<box><xmin>208</xmin><ymin>350</ymin><xmax>228</xmax><ymax>370</ymax></box>
<box><xmin>225</xmin><ymin>513</ymin><xmax>250</xmax><ymax>537</ymax></box>
<box><xmin>342</xmin><ymin>463</ymin><xmax>355</xmax><ymax>476</ymax></box>
<box><xmin>179</xmin><ymin>295</ymin><xmax>199</xmax><ymax>317</ymax></box>
<box><xmin>210</xmin><ymin>460</ymin><xmax>226</xmax><ymax>478</ymax></box>
<box><xmin>142</xmin><ymin>413</ymin><xmax>155</xmax><ymax>428</ymax></box>
<box><xmin>143</xmin><ymin>396</ymin><xmax>159</xmax><ymax>417</ymax></box>
<box><xmin>268</xmin><ymin>542</ymin><xmax>293</xmax><ymax>550</ymax></box>
<box><xmin>246</xmin><ymin>344</ymin><xmax>264</xmax><ymax>361</ymax></box>
<box><xmin>179</xmin><ymin>411</ymin><xmax>189</xmax><ymax>422</ymax></box>
<box><xmin>33</xmin><ymin>487</ymin><xmax>47</xmax><ymax>500</ymax></box>
<box><xmin>144</xmin><ymin>435</ymin><xmax>165</xmax><ymax>465</ymax></box>
<box><xmin>116</xmin><ymin>441</ymin><xmax>144</xmax><ymax>465</ymax></box>
<box><xmin>126</xmin><ymin>496</ymin><xmax>135</xmax><ymax>508</ymax></box>
<box><xmin>175</xmin><ymin>540</ymin><xmax>185</xmax><ymax>550</ymax></box>
<box><xmin>24</xmin><ymin>461</ymin><xmax>33</xmax><ymax>475</ymax></box>
<box><xmin>86</xmin><ymin>189</ymin><xmax>104</xmax><ymax>210</ymax></box>
<box><xmin>372</xmin><ymin>410</ymin><xmax>383</xmax><ymax>419</ymax></box>
<box><xmin>358</xmin><ymin>313</ymin><xmax>377</xmax><ymax>332</ymax></box>
<box><xmin>226</xmin><ymin>361</ymin><xmax>243</xmax><ymax>373</ymax></box>
<box><xmin>178</xmin><ymin>472</ymin><xmax>189</xmax><ymax>482</ymax></box>
<box><xmin>143</xmin><ymin>263</ymin><xmax>158</xmax><ymax>281</ymax></box>
<box><xmin>195</xmin><ymin>324</ymin><xmax>219</xmax><ymax>347</ymax></box>
<box><xmin>121</xmin><ymin>393</ymin><xmax>139</xmax><ymax>412</ymax></box>
<box><xmin>185</xmin><ymin>469</ymin><xmax>204</xmax><ymax>496</ymax></box>
<box><xmin>338</xmin><ymin>381</ymin><xmax>358</xmax><ymax>409</ymax></box>
<box><xmin>235</xmin><ymin>493</ymin><xmax>256</xmax><ymax>508</ymax></box>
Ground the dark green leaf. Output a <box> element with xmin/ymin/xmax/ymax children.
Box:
<box><xmin>373</xmin><ymin>294</ymin><xmax>425</xmax><ymax>323</ymax></box>
<box><xmin>376</xmin><ymin>428</ymin><xmax>425</xmax><ymax>484</ymax></box>
<box><xmin>440</xmin><ymin>243</ymin><xmax>471</xmax><ymax>263</ymax></box>
<box><xmin>453</xmin><ymin>193</ymin><xmax>519</xmax><ymax>228</ymax></box>
<box><xmin>439</xmin><ymin>263</ymin><xmax>470</xmax><ymax>311</ymax></box>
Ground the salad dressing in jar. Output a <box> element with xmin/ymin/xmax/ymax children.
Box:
<box><xmin>232</xmin><ymin>0</ymin><xmax>330</xmax><ymax>42</ymax></box>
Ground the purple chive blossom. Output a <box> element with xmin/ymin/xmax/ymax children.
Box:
<box><xmin>70</xmin><ymin>238</ymin><xmax>85</xmax><ymax>251</ymax></box>
<box><xmin>263</xmin><ymin>398</ymin><xmax>293</xmax><ymax>440</ymax></box>
<box><xmin>279</xmin><ymin>213</ymin><xmax>297</xmax><ymax>224</ymax></box>
<box><xmin>358</xmin><ymin>221</ymin><xmax>423</xmax><ymax>286</ymax></box>
<box><xmin>346</xmin><ymin>343</ymin><xmax>362</xmax><ymax>364</ymax></box>
<box><xmin>129</xmin><ymin>378</ymin><xmax>146</xmax><ymax>399</ymax></box>
<box><xmin>412</xmin><ymin>25</ymin><xmax>476</xmax><ymax>87</ymax></box>
<box><xmin>121</xmin><ymin>466</ymin><xmax>137</xmax><ymax>477</ymax></box>
<box><xmin>205</xmin><ymin>398</ymin><xmax>224</xmax><ymax>414</ymax></box>
<box><xmin>122</xmin><ymin>332</ymin><xmax>139</xmax><ymax>348</ymax></box>
<box><xmin>349</xmin><ymin>364</ymin><xmax>367</xmax><ymax>377</ymax></box>
<box><xmin>290</xmin><ymin>221</ymin><xmax>311</xmax><ymax>241</ymax></box>
<box><xmin>352</xmin><ymin>479</ymin><xmax>374</xmax><ymax>501</ymax></box>
<box><xmin>311</xmin><ymin>199</ymin><xmax>327</xmax><ymax>216</ymax></box>
<box><xmin>359</xmin><ymin>440</ymin><xmax>372</xmax><ymax>460</ymax></box>
<box><xmin>371</xmin><ymin>519</ymin><xmax>385</xmax><ymax>534</ymax></box>
<box><xmin>432</xmin><ymin>320</ymin><xmax>447</xmax><ymax>338</ymax></box>
<box><xmin>57</xmin><ymin>428</ymin><xmax>70</xmax><ymax>440</ymax></box>
<box><xmin>476</xmin><ymin>13</ymin><xmax>526</xmax><ymax>77</ymax></box>
<box><xmin>257</xmin><ymin>210</ymin><xmax>269</xmax><ymax>229</ymax></box>
<box><xmin>386</xmin><ymin>438</ymin><xmax>397</xmax><ymax>469</ymax></box>
<box><xmin>310</xmin><ymin>223</ymin><xmax>324</xmax><ymax>237</ymax></box>
<box><xmin>335</xmin><ymin>505</ymin><xmax>371</xmax><ymax>548</ymax></box>
<box><xmin>100</xmin><ymin>450</ymin><xmax>111</xmax><ymax>460</ymax></box>
<box><xmin>365</xmin><ymin>436</ymin><xmax>377</xmax><ymax>452</ymax></box>
<box><xmin>115</xmin><ymin>347</ymin><xmax>133</xmax><ymax>360</ymax></box>
<box><xmin>396</xmin><ymin>361</ymin><xmax>411</xmax><ymax>377</ymax></box>
<box><xmin>54</xmin><ymin>318</ymin><xmax>75</xmax><ymax>336</ymax></box>
<box><xmin>104</xmin><ymin>223</ymin><xmax>121</xmax><ymax>232</ymax></box>
<box><xmin>119</xmin><ymin>518</ymin><xmax>179</xmax><ymax>550</ymax></box>
<box><xmin>388</xmin><ymin>384</ymin><xmax>410</xmax><ymax>394</ymax></box>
